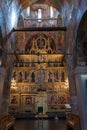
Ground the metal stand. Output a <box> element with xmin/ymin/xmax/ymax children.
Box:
<box><xmin>35</xmin><ymin>113</ymin><xmax>48</xmax><ymax>130</ymax></box>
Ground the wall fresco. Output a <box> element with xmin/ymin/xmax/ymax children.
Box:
<box><xmin>21</xmin><ymin>4</ymin><xmax>62</xmax><ymax>27</ymax></box>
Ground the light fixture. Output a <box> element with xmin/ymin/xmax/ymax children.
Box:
<box><xmin>11</xmin><ymin>78</ymin><xmax>17</xmax><ymax>89</ymax></box>
<box><xmin>64</xmin><ymin>78</ymin><xmax>69</xmax><ymax>89</ymax></box>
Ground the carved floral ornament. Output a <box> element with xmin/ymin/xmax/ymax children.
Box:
<box><xmin>25</xmin><ymin>33</ymin><xmax>56</xmax><ymax>54</ymax></box>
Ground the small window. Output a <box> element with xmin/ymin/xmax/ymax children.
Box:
<box><xmin>27</xmin><ymin>7</ymin><xmax>30</xmax><ymax>16</ymax></box>
<box><xmin>38</xmin><ymin>8</ymin><xmax>42</xmax><ymax>22</ymax></box>
<box><xmin>50</xmin><ymin>6</ymin><xmax>53</xmax><ymax>18</ymax></box>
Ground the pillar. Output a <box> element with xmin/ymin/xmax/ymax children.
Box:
<box><xmin>66</xmin><ymin>55</ymin><xmax>78</xmax><ymax>113</ymax></box>
<box><xmin>0</xmin><ymin>67</ymin><xmax>6</xmax><ymax>116</ymax></box>
<box><xmin>74</xmin><ymin>66</ymin><xmax>87</xmax><ymax>130</ymax></box>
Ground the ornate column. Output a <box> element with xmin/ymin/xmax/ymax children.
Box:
<box><xmin>74</xmin><ymin>66</ymin><xmax>87</xmax><ymax>130</ymax></box>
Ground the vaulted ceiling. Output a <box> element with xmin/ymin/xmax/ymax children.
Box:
<box><xmin>17</xmin><ymin>0</ymin><xmax>71</xmax><ymax>10</ymax></box>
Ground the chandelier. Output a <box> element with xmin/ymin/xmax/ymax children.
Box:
<box><xmin>11</xmin><ymin>78</ymin><xmax>17</xmax><ymax>89</ymax></box>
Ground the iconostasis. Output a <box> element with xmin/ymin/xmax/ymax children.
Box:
<box><xmin>9</xmin><ymin>4</ymin><xmax>69</xmax><ymax>114</ymax></box>
<box><xmin>9</xmin><ymin>32</ymin><xmax>69</xmax><ymax>114</ymax></box>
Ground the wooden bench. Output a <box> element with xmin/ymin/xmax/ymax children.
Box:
<box><xmin>0</xmin><ymin>113</ymin><xmax>15</xmax><ymax>130</ymax></box>
<box><xmin>66</xmin><ymin>113</ymin><xmax>81</xmax><ymax>130</ymax></box>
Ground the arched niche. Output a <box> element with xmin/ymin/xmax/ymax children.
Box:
<box><xmin>76</xmin><ymin>10</ymin><xmax>87</xmax><ymax>66</ymax></box>
<box><xmin>18</xmin><ymin>4</ymin><xmax>62</xmax><ymax>28</ymax></box>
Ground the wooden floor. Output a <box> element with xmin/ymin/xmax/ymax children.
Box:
<box><xmin>14</xmin><ymin>119</ymin><xmax>67</xmax><ymax>130</ymax></box>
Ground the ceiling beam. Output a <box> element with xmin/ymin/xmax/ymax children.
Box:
<box><xmin>13</xmin><ymin>27</ymin><xmax>67</xmax><ymax>32</ymax></box>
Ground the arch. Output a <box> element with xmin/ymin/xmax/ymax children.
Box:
<box><xmin>76</xmin><ymin>10</ymin><xmax>87</xmax><ymax>65</ymax></box>
<box><xmin>20</xmin><ymin>1</ymin><xmax>59</xmax><ymax>11</ymax></box>
<box><xmin>25</xmin><ymin>33</ymin><xmax>56</xmax><ymax>54</ymax></box>
<box><xmin>19</xmin><ymin>3</ymin><xmax>61</xmax><ymax>28</ymax></box>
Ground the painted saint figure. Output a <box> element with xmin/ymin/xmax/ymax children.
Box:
<box><xmin>54</xmin><ymin>70</ymin><xmax>59</xmax><ymax>82</ymax></box>
<box><xmin>31</xmin><ymin>71</ymin><xmax>35</xmax><ymax>82</ymax></box>
<box><xmin>48</xmin><ymin>71</ymin><xmax>52</xmax><ymax>82</ymax></box>
<box><xmin>24</xmin><ymin>71</ymin><xmax>29</xmax><ymax>82</ymax></box>
<box><xmin>18</xmin><ymin>71</ymin><xmax>23</xmax><ymax>82</ymax></box>
<box><xmin>61</xmin><ymin>71</ymin><xmax>65</xmax><ymax>82</ymax></box>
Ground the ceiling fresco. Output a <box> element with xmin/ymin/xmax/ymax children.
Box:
<box><xmin>17</xmin><ymin>0</ymin><xmax>71</xmax><ymax>10</ymax></box>
<box><xmin>20</xmin><ymin>4</ymin><xmax>61</xmax><ymax>28</ymax></box>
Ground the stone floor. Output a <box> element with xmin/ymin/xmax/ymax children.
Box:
<box><xmin>14</xmin><ymin>119</ymin><xmax>67</xmax><ymax>130</ymax></box>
